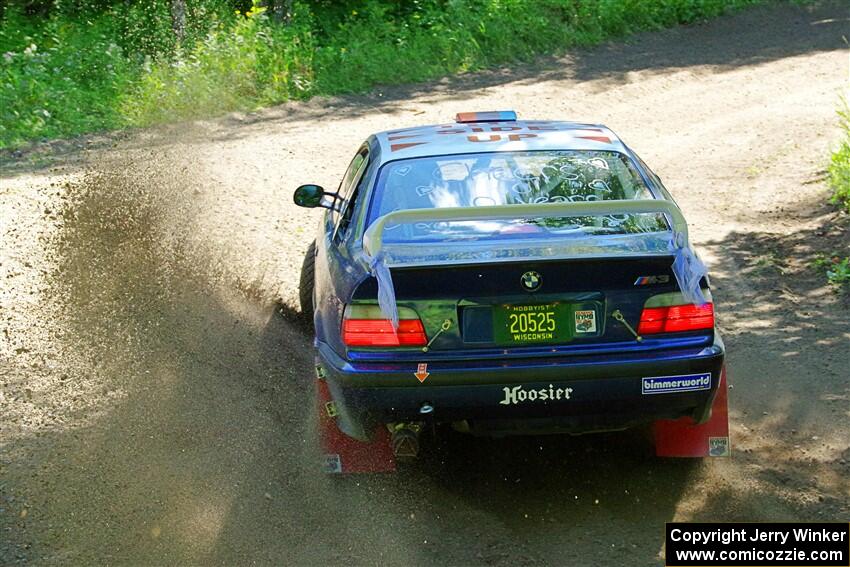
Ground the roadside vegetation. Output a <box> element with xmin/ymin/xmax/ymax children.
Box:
<box><xmin>0</xmin><ymin>0</ymin><xmax>768</xmax><ymax>150</ymax></box>
<box><xmin>828</xmin><ymin>98</ymin><xmax>850</xmax><ymax>212</ymax></box>
<box><xmin>814</xmin><ymin>255</ymin><xmax>850</xmax><ymax>288</ymax></box>
<box><xmin>820</xmin><ymin>95</ymin><xmax>850</xmax><ymax>290</ymax></box>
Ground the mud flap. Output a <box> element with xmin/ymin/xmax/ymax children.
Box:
<box><xmin>654</xmin><ymin>366</ymin><xmax>730</xmax><ymax>457</ymax></box>
<box><xmin>316</xmin><ymin>378</ymin><xmax>396</xmax><ymax>473</ymax></box>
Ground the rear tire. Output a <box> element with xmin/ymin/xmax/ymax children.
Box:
<box><xmin>299</xmin><ymin>240</ymin><xmax>316</xmax><ymax>318</ymax></box>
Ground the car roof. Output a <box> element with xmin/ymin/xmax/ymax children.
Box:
<box><xmin>369</xmin><ymin>114</ymin><xmax>627</xmax><ymax>167</ymax></box>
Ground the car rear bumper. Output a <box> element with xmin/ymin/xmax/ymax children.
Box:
<box><xmin>316</xmin><ymin>338</ymin><xmax>725</xmax><ymax>439</ymax></box>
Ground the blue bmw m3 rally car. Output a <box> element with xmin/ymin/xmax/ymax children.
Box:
<box><xmin>294</xmin><ymin>111</ymin><xmax>730</xmax><ymax>471</ymax></box>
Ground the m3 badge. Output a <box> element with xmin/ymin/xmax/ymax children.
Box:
<box><xmin>634</xmin><ymin>275</ymin><xmax>670</xmax><ymax>286</ymax></box>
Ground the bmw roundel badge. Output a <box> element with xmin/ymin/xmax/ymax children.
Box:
<box><xmin>520</xmin><ymin>271</ymin><xmax>542</xmax><ymax>292</ymax></box>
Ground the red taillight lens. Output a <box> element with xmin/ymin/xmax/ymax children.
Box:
<box><xmin>638</xmin><ymin>303</ymin><xmax>714</xmax><ymax>335</ymax></box>
<box><xmin>637</xmin><ymin>307</ymin><xmax>667</xmax><ymax>334</ymax></box>
<box><xmin>664</xmin><ymin>304</ymin><xmax>715</xmax><ymax>332</ymax></box>
<box><xmin>343</xmin><ymin>319</ymin><xmax>427</xmax><ymax>347</ymax></box>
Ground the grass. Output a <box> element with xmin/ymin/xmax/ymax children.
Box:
<box><xmin>828</xmin><ymin>97</ymin><xmax>850</xmax><ymax>213</ymax></box>
<box><xmin>813</xmin><ymin>95</ymin><xmax>850</xmax><ymax>289</ymax></box>
<box><xmin>1</xmin><ymin>0</ymin><xmax>767</xmax><ymax>150</ymax></box>
<box><xmin>0</xmin><ymin>14</ymin><xmax>136</xmax><ymax>147</ymax></box>
<box><xmin>814</xmin><ymin>255</ymin><xmax>850</xmax><ymax>289</ymax></box>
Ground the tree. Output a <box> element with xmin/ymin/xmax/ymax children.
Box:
<box><xmin>260</xmin><ymin>0</ymin><xmax>293</xmax><ymax>23</ymax></box>
<box><xmin>171</xmin><ymin>0</ymin><xmax>186</xmax><ymax>42</ymax></box>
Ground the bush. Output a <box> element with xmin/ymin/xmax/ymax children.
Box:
<box><xmin>123</xmin><ymin>6</ymin><xmax>316</xmax><ymax>125</ymax></box>
<box><xmin>0</xmin><ymin>11</ymin><xmax>135</xmax><ymax>147</ymax></box>
<box><xmin>814</xmin><ymin>255</ymin><xmax>850</xmax><ymax>289</ymax></box>
<box><xmin>1</xmin><ymin>0</ymin><xmax>766</xmax><ymax>149</ymax></box>
<box><xmin>828</xmin><ymin>98</ymin><xmax>850</xmax><ymax>212</ymax></box>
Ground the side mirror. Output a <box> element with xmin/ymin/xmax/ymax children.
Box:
<box><xmin>293</xmin><ymin>184</ymin><xmax>326</xmax><ymax>208</ymax></box>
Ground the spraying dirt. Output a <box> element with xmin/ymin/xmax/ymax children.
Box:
<box><xmin>1</xmin><ymin>1</ymin><xmax>848</xmax><ymax>564</ymax></box>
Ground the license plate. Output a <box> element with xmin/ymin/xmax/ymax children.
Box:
<box><xmin>493</xmin><ymin>303</ymin><xmax>572</xmax><ymax>345</ymax></box>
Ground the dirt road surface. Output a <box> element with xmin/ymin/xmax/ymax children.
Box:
<box><xmin>2</xmin><ymin>1</ymin><xmax>849</xmax><ymax>564</ymax></box>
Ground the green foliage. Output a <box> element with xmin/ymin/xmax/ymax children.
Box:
<box><xmin>811</xmin><ymin>96</ymin><xmax>850</xmax><ymax>290</ymax></box>
<box><xmin>1</xmin><ymin>0</ymin><xmax>766</xmax><ymax>149</ymax></box>
<box><xmin>123</xmin><ymin>6</ymin><xmax>315</xmax><ymax>124</ymax></box>
<box><xmin>814</xmin><ymin>255</ymin><xmax>850</xmax><ymax>288</ymax></box>
<box><xmin>0</xmin><ymin>9</ymin><xmax>135</xmax><ymax>147</ymax></box>
<box><xmin>828</xmin><ymin>97</ymin><xmax>850</xmax><ymax>212</ymax></box>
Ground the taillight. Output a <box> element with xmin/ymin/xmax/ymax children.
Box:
<box><xmin>342</xmin><ymin>305</ymin><xmax>427</xmax><ymax>347</ymax></box>
<box><xmin>638</xmin><ymin>303</ymin><xmax>714</xmax><ymax>334</ymax></box>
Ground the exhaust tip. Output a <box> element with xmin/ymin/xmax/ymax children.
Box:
<box><xmin>419</xmin><ymin>403</ymin><xmax>434</xmax><ymax>415</ymax></box>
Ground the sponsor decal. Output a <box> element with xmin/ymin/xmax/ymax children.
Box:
<box><xmin>500</xmin><ymin>384</ymin><xmax>573</xmax><ymax>405</ymax></box>
<box><xmin>577</xmin><ymin>135</ymin><xmax>611</xmax><ymax>144</ymax></box>
<box><xmin>574</xmin><ymin>309</ymin><xmax>597</xmax><ymax>333</ymax></box>
<box><xmin>520</xmin><ymin>270</ymin><xmax>542</xmax><ymax>292</ymax></box>
<box><xmin>468</xmin><ymin>133</ymin><xmax>537</xmax><ymax>143</ymax></box>
<box><xmin>390</xmin><ymin>141</ymin><xmax>427</xmax><ymax>152</ymax></box>
<box><xmin>414</xmin><ymin>363</ymin><xmax>430</xmax><ymax>383</ymax></box>
<box><xmin>323</xmin><ymin>453</ymin><xmax>342</xmax><ymax>474</ymax></box>
<box><xmin>709</xmin><ymin>436</ymin><xmax>731</xmax><ymax>457</ymax></box>
<box><xmin>324</xmin><ymin>401</ymin><xmax>338</xmax><ymax>418</ymax></box>
<box><xmin>634</xmin><ymin>275</ymin><xmax>670</xmax><ymax>286</ymax></box>
<box><xmin>386</xmin><ymin>123</ymin><xmax>613</xmax><ymax>151</ymax></box>
<box><xmin>641</xmin><ymin>373</ymin><xmax>712</xmax><ymax>395</ymax></box>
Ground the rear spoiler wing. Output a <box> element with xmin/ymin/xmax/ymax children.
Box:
<box><xmin>363</xmin><ymin>199</ymin><xmax>689</xmax><ymax>258</ymax></box>
<box><xmin>359</xmin><ymin>199</ymin><xmax>706</xmax><ymax>327</ymax></box>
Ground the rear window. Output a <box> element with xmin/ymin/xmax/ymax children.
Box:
<box><xmin>367</xmin><ymin>150</ymin><xmax>667</xmax><ymax>241</ymax></box>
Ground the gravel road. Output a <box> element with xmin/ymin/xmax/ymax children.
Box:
<box><xmin>1</xmin><ymin>1</ymin><xmax>849</xmax><ymax>564</ymax></box>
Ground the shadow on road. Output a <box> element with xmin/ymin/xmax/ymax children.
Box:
<box><xmin>204</xmin><ymin>0</ymin><xmax>849</xmax><ymax>139</ymax></box>
<box><xmin>5</xmin><ymin>146</ymin><xmax>849</xmax><ymax>565</ymax></box>
<box><xmin>0</xmin><ymin>161</ymin><xmax>693</xmax><ymax>565</ymax></box>
<box><xmin>2</xmin><ymin>0</ymin><xmax>849</xmax><ymax>562</ymax></box>
<box><xmin>2</xmin><ymin>0</ymin><xmax>843</xmax><ymax>170</ymax></box>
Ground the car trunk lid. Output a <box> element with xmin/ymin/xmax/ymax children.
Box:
<box><xmin>349</xmin><ymin>255</ymin><xmax>708</xmax><ymax>355</ymax></box>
